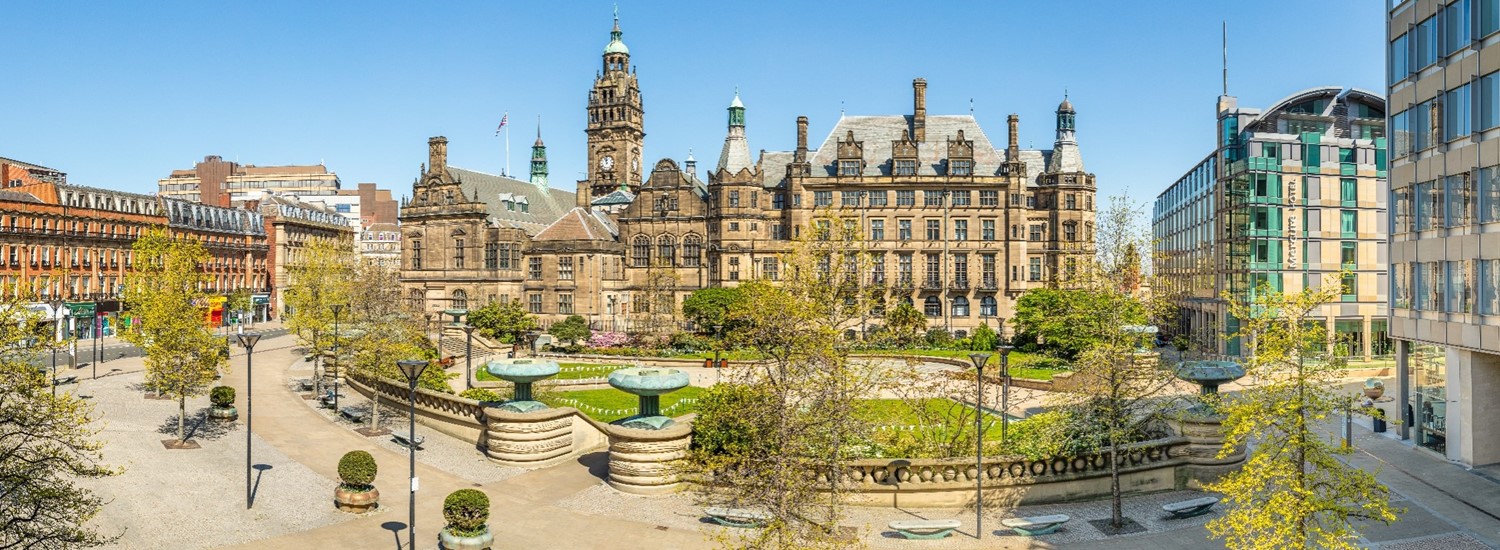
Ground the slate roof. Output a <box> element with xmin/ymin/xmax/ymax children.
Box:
<box><xmin>0</xmin><ymin>190</ymin><xmax>41</xmax><ymax>203</ymax></box>
<box><xmin>533</xmin><ymin>207</ymin><xmax>619</xmax><ymax>242</ymax></box>
<box><xmin>445</xmin><ymin>166</ymin><xmax>575</xmax><ymax>236</ymax></box>
<box><xmin>590</xmin><ymin>188</ymin><xmax>636</xmax><ymax>206</ymax></box>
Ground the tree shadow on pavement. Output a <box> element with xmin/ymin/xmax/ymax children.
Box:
<box><xmin>156</xmin><ymin>407</ymin><xmax>237</xmax><ymax>441</ymax></box>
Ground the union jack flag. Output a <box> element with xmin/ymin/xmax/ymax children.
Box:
<box><xmin>495</xmin><ymin>113</ymin><xmax>508</xmax><ymax>135</ymax></box>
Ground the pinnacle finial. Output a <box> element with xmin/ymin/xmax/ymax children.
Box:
<box><xmin>613</xmin><ymin>4</ymin><xmax>620</xmax><ymax>30</ymax></box>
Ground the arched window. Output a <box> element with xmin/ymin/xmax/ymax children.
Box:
<box><xmin>980</xmin><ymin>296</ymin><xmax>998</xmax><ymax>317</ymax></box>
<box><xmin>632</xmin><ymin>235</ymin><xmax>651</xmax><ymax>267</ymax></box>
<box><xmin>682</xmin><ymin>235</ymin><xmax>702</xmax><ymax>267</ymax></box>
<box><xmin>951</xmin><ymin>296</ymin><xmax>970</xmax><ymax>317</ymax></box>
<box><xmin>407</xmin><ymin>288</ymin><xmax>424</xmax><ymax>310</ymax></box>
<box><xmin>923</xmin><ymin>296</ymin><xmax>941</xmax><ymax>317</ymax></box>
<box><xmin>656</xmin><ymin>235</ymin><xmax>676</xmax><ymax>267</ymax></box>
<box><xmin>452</xmin><ymin>289</ymin><xmax>468</xmax><ymax>310</ymax></box>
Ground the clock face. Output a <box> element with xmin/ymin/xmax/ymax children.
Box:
<box><xmin>600</xmin><ymin>156</ymin><xmax>615</xmax><ymax>170</ymax></box>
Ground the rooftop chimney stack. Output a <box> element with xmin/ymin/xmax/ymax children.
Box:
<box><xmin>795</xmin><ymin>116</ymin><xmax>809</xmax><ymax>162</ymax></box>
<box><xmin>913</xmin><ymin>78</ymin><xmax>928</xmax><ymax>142</ymax></box>
<box><xmin>428</xmin><ymin>136</ymin><xmax>448</xmax><ymax>175</ymax></box>
<box><xmin>1007</xmin><ymin>114</ymin><xmax>1020</xmax><ymax>156</ymax></box>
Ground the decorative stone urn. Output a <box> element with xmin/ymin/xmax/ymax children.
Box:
<box><xmin>208</xmin><ymin>405</ymin><xmax>238</xmax><ymax>421</ymax></box>
<box><xmin>484</xmin><ymin>358</ymin><xmax>561</xmax><ymax>413</ymax></box>
<box><xmin>334</xmin><ymin>485</ymin><xmax>380</xmax><ymax>513</ymax></box>
<box><xmin>439</xmin><ymin>525</ymin><xmax>493</xmax><ymax>550</ymax></box>
<box><xmin>439</xmin><ymin>489</ymin><xmax>493</xmax><ymax>550</ymax></box>
<box><xmin>208</xmin><ymin>386</ymin><xmax>237</xmax><ymax>421</ymax></box>
<box><xmin>334</xmin><ymin>450</ymin><xmax>379</xmax><ymax>513</ymax></box>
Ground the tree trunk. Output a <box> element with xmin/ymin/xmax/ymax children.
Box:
<box><xmin>177</xmin><ymin>395</ymin><xmax>187</xmax><ymax>442</ymax></box>
<box><xmin>1110</xmin><ymin>437</ymin><xmax>1122</xmax><ymax>528</ymax></box>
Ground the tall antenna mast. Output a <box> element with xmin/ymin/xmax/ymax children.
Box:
<box><xmin>1222</xmin><ymin>21</ymin><xmax>1228</xmax><ymax>96</ymax></box>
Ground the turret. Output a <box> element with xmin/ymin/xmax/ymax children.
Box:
<box><xmin>716</xmin><ymin>90</ymin><xmax>752</xmax><ymax>175</ymax></box>
<box><xmin>529</xmin><ymin>122</ymin><xmax>548</xmax><ymax>187</ymax></box>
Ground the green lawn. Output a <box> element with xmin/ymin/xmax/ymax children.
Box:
<box><xmin>856</xmin><ymin>398</ymin><xmax>1006</xmax><ymax>440</ymax></box>
<box><xmin>543</xmin><ymin>386</ymin><xmax>706</xmax><ymax>423</ymax></box>
<box><xmin>854</xmin><ymin>349</ymin><xmax>1065</xmax><ymax>380</ymax></box>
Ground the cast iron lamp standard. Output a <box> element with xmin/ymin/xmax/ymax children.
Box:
<box><xmin>331</xmin><ymin>304</ymin><xmax>344</xmax><ymax>411</ymax></box>
<box><xmin>712</xmin><ymin>324</ymin><xmax>724</xmax><ymax>385</ymax></box>
<box><xmin>396</xmin><ymin>359</ymin><xmax>429</xmax><ymax>550</ymax></box>
<box><xmin>237</xmin><ymin>332</ymin><xmax>262</xmax><ymax>509</ymax></box>
<box><xmin>998</xmin><ymin>345</ymin><xmax>1014</xmax><ymax>442</ymax></box>
<box><xmin>967</xmin><ymin>351</ymin><xmax>991</xmax><ymax>540</ymax></box>
<box><xmin>49</xmin><ymin>298</ymin><xmax>63</xmax><ymax>397</ymax></box>
<box><xmin>461</xmin><ymin>323</ymin><xmax>475</xmax><ymax>390</ymax></box>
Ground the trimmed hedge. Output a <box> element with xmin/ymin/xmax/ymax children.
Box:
<box><xmin>210</xmin><ymin>386</ymin><xmax>235</xmax><ymax>408</ymax></box>
<box><xmin>337</xmin><ymin>450</ymin><xmax>377</xmax><ymax>490</ymax></box>
<box><xmin>443</xmin><ymin>488</ymin><xmax>490</xmax><ymax>536</ymax></box>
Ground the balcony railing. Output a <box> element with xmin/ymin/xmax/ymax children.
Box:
<box><xmin>922</xmin><ymin>278</ymin><xmax>943</xmax><ymax>290</ymax></box>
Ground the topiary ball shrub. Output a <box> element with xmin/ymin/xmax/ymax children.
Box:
<box><xmin>459</xmin><ymin>387</ymin><xmax>507</xmax><ymax>403</ymax></box>
<box><xmin>210</xmin><ymin>386</ymin><xmax>235</xmax><ymax>408</ymax></box>
<box><xmin>443</xmin><ymin>489</ymin><xmax>490</xmax><ymax>536</ymax></box>
<box><xmin>337</xmin><ymin>450</ymin><xmax>377</xmax><ymax>491</ymax></box>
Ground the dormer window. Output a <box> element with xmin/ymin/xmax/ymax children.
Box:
<box><xmin>504</xmin><ymin>200</ymin><xmax>515</xmax><ymax>212</ymax></box>
<box><xmin>894</xmin><ymin>160</ymin><xmax>917</xmax><ymax>176</ymax></box>
<box><xmin>950</xmin><ymin>160</ymin><xmax>973</xmax><ymax>176</ymax></box>
<box><xmin>839</xmin><ymin>160</ymin><xmax>860</xmax><ymax>176</ymax></box>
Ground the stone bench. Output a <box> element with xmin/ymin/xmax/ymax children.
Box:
<box><xmin>391</xmin><ymin>430</ymin><xmax>424</xmax><ymax>450</ymax></box>
<box><xmin>703</xmin><ymin>507</ymin><xmax>770</xmax><ymax>528</ymax></box>
<box><xmin>1162</xmin><ymin>496</ymin><xmax>1220</xmax><ymax>519</ymax></box>
<box><xmin>297</xmin><ymin>378</ymin><xmax>315</xmax><ymax>392</ymax></box>
<box><xmin>339</xmin><ymin>407</ymin><xmax>368</xmax><ymax>424</ymax></box>
<box><xmin>1001</xmin><ymin>514</ymin><xmax>1070</xmax><ymax>536</ymax></box>
<box><xmin>888</xmin><ymin>519</ymin><xmax>961</xmax><ymax>539</ymax></box>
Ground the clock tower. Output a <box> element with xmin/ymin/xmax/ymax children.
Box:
<box><xmin>580</xmin><ymin>12</ymin><xmax>645</xmax><ymax>207</ymax></box>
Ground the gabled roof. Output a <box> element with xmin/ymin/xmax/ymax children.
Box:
<box><xmin>445</xmin><ymin>166</ymin><xmax>574</xmax><ymax>236</ymax></box>
<box><xmin>0</xmin><ymin>190</ymin><xmax>41</xmax><ymax>203</ymax></box>
<box><xmin>590</xmin><ymin>188</ymin><xmax>636</xmax><ymax>206</ymax></box>
<box><xmin>808</xmin><ymin>115</ymin><xmax>1008</xmax><ymax>177</ymax></box>
<box><xmin>533</xmin><ymin>207</ymin><xmax>618</xmax><ymax>242</ymax></box>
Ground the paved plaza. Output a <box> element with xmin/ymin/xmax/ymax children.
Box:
<box><xmin>65</xmin><ymin>330</ymin><xmax>1500</xmax><ymax>549</ymax></box>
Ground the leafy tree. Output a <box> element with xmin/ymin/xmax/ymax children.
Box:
<box><xmin>224</xmin><ymin>288</ymin><xmax>253</xmax><ymax>326</ymax></box>
<box><xmin>0</xmin><ymin>286</ymin><xmax>121</xmax><ymax>548</ymax></box>
<box><xmin>634</xmin><ymin>258</ymin><xmax>680</xmax><ymax>343</ymax></box>
<box><xmin>970</xmin><ymin>322</ymin><xmax>999</xmax><ymax>352</ymax></box>
<box><xmin>548</xmin><ymin>315</ymin><xmax>591</xmax><ymax>345</ymax></box>
<box><xmin>681</xmin><ymin>287</ymin><xmax>746</xmax><ymax>332</ymax></box>
<box><xmin>283</xmin><ymin>238</ymin><xmax>355</xmax><ymax>383</ymax></box>
<box><xmin>121</xmin><ymin>228</ymin><xmax>229</xmax><ymax>444</ymax></box>
<box><xmin>1206</xmin><ymin>274</ymin><xmax>1399</xmax><ymax>549</ymax></box>
<box><xmin>881</xmin><ymin>301</ymin><xmax>925</xmax><ymax>346</ymax></box>
<box><xmin>342</xmin><ymin>259</ymin><xmax>445</xmax><ymax>430</ymax></box>
<box><xmin>467</xmin><ymin>299</ymin><xmax>537</xmax><ymax>343</ymax></box>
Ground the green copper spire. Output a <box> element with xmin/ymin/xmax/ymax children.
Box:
<box><xmin>529</xmin><ymin>119</ymin><xmax>548</xmax><ymax>187</ymax></box>
<box><xmin>727</xmin><ymin>87</ymin><xmax>745</xmax><ymax>127</ymax></box>
<box><xmin>604</xmin><ymin>7</ymin><xmax>629</xmax><ymax>55</ymax></box>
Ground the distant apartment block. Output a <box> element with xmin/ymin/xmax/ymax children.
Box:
<box><xmin>1387</xmin><ymin>0</ymin><xmax>1500</xmax><ymax>466</ymax></box>
<box><xmin>1153</xmin><ymin>87</ymin><xmax>1390</xmax><ymax>360</ymax></box>
<box><xmin>158</xmin><ymin>155</ymin><xmax>340</xmax><ymax>206</ymax></box>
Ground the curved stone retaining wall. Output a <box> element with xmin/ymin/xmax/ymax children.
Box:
<box><xmin>606</xmin><ymin>421</ymin><xmax>694</xmax><ymax>496</ymax></box>
<box><xmin>482</xmin><ymin>407</ymin><xmax>610</xmax><ymax>468</ymax></box>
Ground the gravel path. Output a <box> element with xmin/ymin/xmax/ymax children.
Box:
<box><xmin>75</xmin><ymin>372</ymin><xmax>351</xmax><ymax>550</ymax></box>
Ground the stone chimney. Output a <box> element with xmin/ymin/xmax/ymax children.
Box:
<box><xmin>912</xmin><ymin>78</ymin><xmax>927</xmax><ymax>142</ymax></box>
<box><xmin>428</xmin><ymin>136</ymin><xmax>448</xmax><ymax>175</ymax></box>
<box><xmin>795</xmin><ymin>116</ymin><xmax>809</xmax><ymax>162</ymax></box>
<box><xmin>1007</xmin><ymin>114</ymin><xmax>1020</xmax><ymax>156</ymax></box>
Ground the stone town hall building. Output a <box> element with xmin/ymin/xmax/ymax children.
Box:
<box><xmin>399</xmin><ymin>17</ymin><xmax>1097</xmax><ymax>337</ymax></box>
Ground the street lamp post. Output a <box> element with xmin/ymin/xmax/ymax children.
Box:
<box><xmin>237</xmin><ymin>332</ymin><xmax>262</xmax><ymax>509</ymax></box>
<box><xmin>49</xmin><ymin>299</ymin><xmax>63</xmax><ymax>397</ymax></box>
<box><xmin>332</xmin><ymin>304</ymin><xmax>344</xmax><ymax>411</ymax></box>
<box><xmin>461</xmin><ymin>324</ymin><xmax>475</xmax><ymax>390</ymax></box>
<box><xmin>967</xmin><ymin>351</ymin><xmax>992</xmax><ymax>540</ymax></box>
<box><xmin>998</xmin><ymin>345</ymin><xmax>1014</xmax><ymax>443</ymax></box>
<box><xmin>712</xmin><ymin>324</ymin><xmax>724</xmax><ymax>385</ymax></box>
<box><xmin>396</xmin><ymin>359</ymin><xmax>429</xmax><ymax>550</ymax></box>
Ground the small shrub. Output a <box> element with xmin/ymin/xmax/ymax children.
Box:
<box><xmin>669</xmin><ymin>332</ymin><xmax>711</xmax><ymax>352</ymax></box>
<box><xmin>460</xmin><ymin>388</ymin><xmax>506</xmax><ymax>403</ymax></box>
<box><xmin>1172</xmin><ymin>335</ymin><xmax>1189</xmax><ymax>352</ymax></box>
<box><xmin>443</xmin><ymin>489</ymin><xmax>490</xmax><ymax>536</ymax></box>
<box><xmin>337</xmin><ymin>450</ymin><xmax>377</xmax><ymax>490</ymax></box>
<box><xmin>924</xmin><ymin>329</ymin><xmax>953</xmax><ymax>348</ymax></box>
<box><xmin>587</xmin><ymin>331</ymin><xmax>631</xmax><ymax>348</ymax></box>
<box><xmin>210</xmin><ymin>386</ymin><xmax>235</xmax><ymax>408</ymax></box>
<box><xmin>1011</xmin><ymin>354</ymin><xmax>1069</xmax><ymax>371</ymax></box>
<box><xmin>971</xmin><ymin>323</ymin><xmax>999</xmax><ymax>352</ymax></box>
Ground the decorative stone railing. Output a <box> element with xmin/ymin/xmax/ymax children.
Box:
<box><xmin>345</xmin><ymin>374</ymin><xmax>488</xmax><ymax>442</ymax></box>
<box><xmin>837</xmin><ymin>437</ymin><xmax>1194</xmax><ymax>507</ymax></box>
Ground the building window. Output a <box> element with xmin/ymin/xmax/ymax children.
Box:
<box><xmin>894</xmin><ymin>159</ymin><xmax>917</xmax><ymax>176</ymax></box>
<box><xmin>896</xmin><ymin>190</ymin><xmax>915</xmax><ymax>206</ymax></box>
<box><xmin>526</xmin><ymin>257</ymin><xmax>542</xmax><ymax>280</ymax></box>
<box><xmin>559</xmin><ymin>257</ymin><xmax>575</xmax><ymax>280</ymax></box>
<box><xmin>923</xmin><ymin>190</ymin><xmax>944</xmax><ymax>206</ymax></box>
<box><xmin>950</xmin><ymin>296</ymin><xmax>970</xmax><ymax>317</ymax></box>
<box><xmin>632</xmin><ymin>235</ymin><xmax>650</xmax><ymax>267</ymax></box>
<box><xmin>683</xmin><ymin>235</ymin><xmax>702</xmax><ymax>267</ymax></box>
<box><xmin>1065</xmin><ymin>194</ymin><xmax>1077</xmax><ymax>209</ymax></box>
<box><xmin>981</xmin><ymin>219</ymin><xmax>996</xmax><ymax>241</ymax></box>
<box><xmin>1341</xmin><ymin>241</ymin><xmax>1357</xmax><ymax>268</ymax></box>
<box><xmin>950</xmin><ymin>160</ymin><xmax>972</xmax><ymax>176</ymax></box>
<box><xmin>411</xmin><ymin>240</ymin><xmax>422</xmax><ymax>269</ymax></box>
<box><xmin>870</xmin><ymin>253</ymin><xmax>885</xmax><ymax>284</ymax></box>
<box><xmin>1446</xmin><ymin>175</ymin><xmax>1472</xmax><ymax>227</ymax></box>
<box><xmin>773</xmin><ymin>193</ymin><xmax>786</xmax><ymax>209</ymax></box>
<box><xmin>1447</xmin><ymin>84</ymin><xmax>1473</xmax><ymax>142</ymax></box>
<box><xmin>1446</xmin><ymin>0</ymin><xmax>1472</xmax><ymax>56</ymax></box>
<box><xmin>728</xmin><ymin>257</ymin><xmax>740</xmax><ymax>280</ymax></box>
<box><xmin>559</xmin><ymin>293</ymin><xmax>574</xmax><ymax>314</ymax></box>
<box><xmin>528</xmin><ymin>293</ymin><xmax>542</xmax><ymax>314</ymax></box>
<box><xmin>971</xmin><ymin>190</ymin><xmax>994</xmax><ymax>207</ymax></box>
<box><xmin>408</xmin><ymin>288</ymin><xmax>423</xmax><ymax>310</ymax></box>
<box><xmin>484</xmin><ymin>243</ymin><xmax>498</xmax><ymax>269</ymax></box>
<box><xmin>868</xmin><ymin>191</ymin><xmax>888</xmax><ymax>206</ymax></box>
<box><xmin>813</xmin><ymin>191</ymin><xmax>832</xmax><ymax>207</ymax></box>
<box><xmin>762</xmin><ymin>257</ymin><xmax>779</xmax><ymax>281</ymax></box>
<box><xmin>924</xmin><ymin>254</ymin><xmax>940</xmax><ymax>286</ymax></box>
<box><xmin>841</xmin><ymin>191</ymin><xmax>861</xmax><ymax>207</ymax></box>
<box><xmin>980</xmin><ymin>296</ymin><xmax>997</xmax><ymax>317</ymax></box>
<box><xmin>1340</xmin><ymin>210</ymin><xmax>1357</xmax><ymax>237</ymax></box>
<box><xmin>1064</xmin><ymin>223</ymin><xmax>1077</xmax><ymax>241</ymax></box>
<box><xmin>951</xmin><ymin>190</ymin><xmax>971</xmax><ymax>206</ymax></box>
<box><xmin>898</xmin><ymin>254</ymin><xmax>913</xmax><ymax>284</ymax></box>
<box><xmin>1479</xmin><ymin>259</ymin><xmax>1500</xmax><ymax>315</ymax></box>
<box><xmin>499</xmin><ymin>243</ymin><xmax>515</xmax><ymax>269</ymax></box>
<box><xmin>453</xmin><ymin>239</ymin><xmax>465</xmax><ymax>269</ymax></box>
<box><xmin>1026</xmin><ymin>195</ymin><xmax>1036</xmax><ymax>208</ymax></box>
<box><xmin>870</xmin><ymin>219</ymin><xmax>885</xmax><ymax>241</ymax></box>
<box><xmin>953</xmin><ymin>219</ymin><xmax>968</xmax><ymax>241</ymax></box>
<box><xmin>1482</xmin><ymin>166</ymin><xmax>1500</xmax><ymax>223</ymax></box>
<box><xmin>839</xmin><ymin>160</ymin><xmax>860</xmax><ymax>176</ymax></box>
<box><xmin>923</xmin><ymin>296</ymin><xmax>941</xmax><ymax>317</ymax></box>
<box><xmin>1029</xmin><ymin>224</ymin><xmax>1043</xmax><ymax>241</ymax></box>
<box><xmin>657</xmin><ymin>235</ymin><xmax>676</xmax><ymax>266</ymax></box>
<box><xmin>898</xmin><ymin>219</ymin><xmax>912</xmax><ymax>241</ymax></box>
<box><xmin>926</xmin><ymin>220</ymin><xmax>941</xmax><ymax>240</ymax></box>
<box><xmin>728</xmin><ymin>190</ymin><xmax>741</xmax><ymax>207</ymax></box>
<box><xmin>1449</xmin><ymin>261</ymin><xmax>1471</xmax><ymax>313</ymax></box>
<box><xmin>451</xmin><ymin>289</ymin><xmax>469</xmax><ymax>310</ymax></box>
<box><xmin>1029</xmin><ymin>258</ymin><xmax>1042</xmax><ymax>281</ymax></box>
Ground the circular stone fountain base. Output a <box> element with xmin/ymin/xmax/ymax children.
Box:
<box><xmin>499</xmin><ymin>400</ymin><xmax>549</xmax><ymax>413</ymax></box>
<box><xmin>616</xmin><ymin>415</ymin><xmax>676</xmax><ymax>430</ymax></box>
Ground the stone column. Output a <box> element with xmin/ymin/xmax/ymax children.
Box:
<box><xmin>606</xmin><ymin>422</ymin><xmax>693</xmax><ymax>496</ymax></box>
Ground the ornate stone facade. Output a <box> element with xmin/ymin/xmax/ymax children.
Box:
<box><xmin>400</xmin><ymin>18</ymin><xmax>1097</xmax><ymax>337</ymax></box>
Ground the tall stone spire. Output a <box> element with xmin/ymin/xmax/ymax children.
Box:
<box><xmin>1047</xmin><ymin>94</ymin><xmax>1084</xmax><ymax>173</ymax></box>
<box><xmin>530</xmin><ymin>119</ymin><xmax>548</xmax><ymax>187</ymax></box>
<box><xmin>716</xmin><ymin>89</ymin><xmax>752</xmax><ymax>174</ymax></box>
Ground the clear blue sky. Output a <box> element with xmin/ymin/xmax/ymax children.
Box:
<box><xmin>2</xmin><ymin>1</ymin><xmax>1384</xmax><ymax>206</ymax></box>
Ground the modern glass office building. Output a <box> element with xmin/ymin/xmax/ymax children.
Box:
<box><xmin>1389</xmin><ymin>0</ymin><xmax>1500</xmax><ymax>466</ymax></box>
<box><xmin>1153</xmin><ymin>88</ymin><xmax>1390</xmax><ymax>361</ymax></box>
